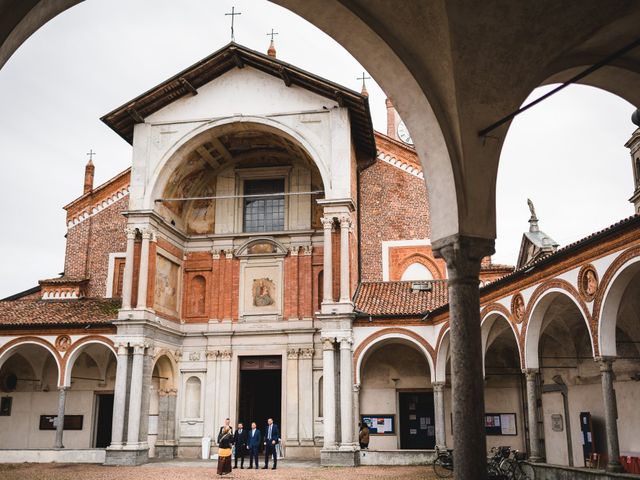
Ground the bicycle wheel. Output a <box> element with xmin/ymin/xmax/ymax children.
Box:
<box><xmin>514</xmin><ymin>462</ymin><xmax>534</xmax><ymax>480</ymax></box>
<box><xmin>433</xmin><ymin>455</ymin><xmax>454</xmax><ymax>478</ymax></box>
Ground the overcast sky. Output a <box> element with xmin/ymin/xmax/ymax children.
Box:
<box><xmin>0</xmin><ymin>0</ymin><xmax>636</xmax><ymax>298</ymax></box>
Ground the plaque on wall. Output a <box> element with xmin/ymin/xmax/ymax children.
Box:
<box><xmin>240</xmin><ymin>356</ymin><xmax>282</xmax><ymax>370</ymax></box>
<box><xmin>39</xmin><ymin>415</ymin><xmax>83</xmax><ymax>430</ymax></box>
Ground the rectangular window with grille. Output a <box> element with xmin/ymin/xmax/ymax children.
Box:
<box><xmin>243</xmin><ymin>179</ymin><xmax>285</xmax><ymax>232</ymax></box>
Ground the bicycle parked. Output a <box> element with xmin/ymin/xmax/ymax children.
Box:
<box><xmin>432</xmin><ymin>446</ymin><xmax>454</xmax><ymax>478</ymax></box>
<box><xmin>499</xmin><ymin>450</ymin><xmax>534</xmax><ymax>480</ymax></box>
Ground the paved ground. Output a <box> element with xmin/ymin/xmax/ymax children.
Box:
<box><xmin>0</xmin><ymin>462</ymin><xmax>437</xmax><ymax>480</ymax></box>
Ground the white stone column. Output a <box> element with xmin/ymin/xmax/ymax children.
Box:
<box><xmin>433</xmin><ymin>382</ymin><xmax>446</xmax><ymax>449</ymax></box>
<box><xmin>126</xmin><ymin>343</ymin><xmax>146</xmax><ymax>447</ymax></box>
<box><xmin>321</xmin><ymin>217</ymin><xmax>334</xmax><ymax>303</ymax></box>
<box><xmin>54</xmin><ymin>386</ymin><xmax>67</xmax><ymax>448</ymax></box>
<box><xmin>524</xmin><ymin>369</ymin><xmax>542</xmax><ymax>462</ymax></box>
<box><xmin>286</xmin><ymin>348</ymin><xmax>300</xmax><ymax>444</ymax></box>
<box><xmin>217</xmin><ymin>350</ymin><xmax>232</xmax><ymax>435</ymax></box>
<box><xmin>598</xmin><ymin>357</ymin><xmax>623</xmax><ymax>472</ymax></box>
<box><xmin>298</xmin><ymin>347</ymin><xmax>314</xmax><ymax>445</ymax></box>
<box><xmin>110</xmin><ymin>343</ymin><xmax>129</xmax><ymax>448</ymax></box>
<box><xmin>203</xmin><ymin>350</ymin><xmax>219</xmax><ymax>440</ymax></box>
<box><xmin>136</xmin><ymin>227</ymin><xmax>153</xmax><ymax>309</ymax></box>
<box><xmin>339</xmin><ymin>215</ymin><xmax>351</xmax><ymax>303</ymax></box>
<box><xmin>121</xmin><ymin>227</ymin><xmax>137</xmax><ymax>309</ymax></box>
<box><xmin>339</xmin><ymin>337</ymin><xmax>355</xmax><ymax>449</ymax></box>
<box><xmin>321</xmin><ymin>337</ymin><xmax>337</xmax><ymax>449</ymax></box>
<box><xmin>353</xmin><ymin>383</ymin><xmax>361</xmax><ymax>445</ymax></box>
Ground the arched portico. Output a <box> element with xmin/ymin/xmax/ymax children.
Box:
<box><xmin>356</xmin><ymin>330</ymin><xmax>437</xmax><ymax>450</ymax></box>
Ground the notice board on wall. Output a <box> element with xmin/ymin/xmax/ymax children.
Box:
<box><xmin>485</xmin><ymin>413</ymin><xmax>517</xmax><ymax>436</ymax></box>
<box><xmin>361</xmin><ymin>415</ymin><xmax>396</xmax><ymax>435</ymax></box>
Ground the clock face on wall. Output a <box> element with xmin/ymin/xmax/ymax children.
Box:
<box><xmin>397</xmin><ymin>120</ymin><xmax>413</xmax><ymax>145</ymax></box>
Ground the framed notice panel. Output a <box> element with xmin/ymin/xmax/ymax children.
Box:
<box><xmin>361</xmin><ymin>415</ymin><xmax>396</xmax><ymax>435</ymax></box>
<box><xmin>485</xmin><ymin>413</ymin><xmax>517</xmax><ymax>436</ymax></box>
<box><xmin>39</xmin><ymin>415</ymin><xmax>83</xmax><ymax>431</ymax></box>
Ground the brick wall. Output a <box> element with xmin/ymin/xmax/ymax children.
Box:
<box><xmin>359</xmin><ymin>159</ymin><xmax>432</xmax><ymax>281</ymax></box>
<box><xmin>63</xmin><ymin>195</ymin><xmax>128</xmax><ymax>297</ymax></box>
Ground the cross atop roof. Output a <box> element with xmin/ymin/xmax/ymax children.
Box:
<box><xmin>267</xmin><ymin>28</ymin><xmax>278</xmax><ymax>42</ymax></box>
<box><xmin>86</xmin><ymin>149</ymin><xmax>96</xmax><ymax>162</ymax></box>
<box><xmin>225</xmin><ymin>6</ymin><xmax>242</xmax><ymax>42</ymax></box>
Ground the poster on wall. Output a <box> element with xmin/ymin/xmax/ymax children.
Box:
<box><xmin>484</xmin><ymin>413</ymin><xmax>517</xmax><ymax>436</ymax></box>
<box><xmin>361</xmin><ymin>415</ymin><xmax>395</xmax><ymax>435</ymax></box>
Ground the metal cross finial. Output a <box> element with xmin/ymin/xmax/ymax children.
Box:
<box><xmin>225</xmin><ymin>6</ymin><xmax>242</xmax><ymax>42</ymax></box>
<box><xmin>357</xmin><ymin>71</ymin><xmax>371</xmax><ymax>89</ymax></box>
<box><xmin>267</xmin><ymin>28</ymin><xmax>278</xmax><ymax>42</ymax></box>
<box><xmin>86</xmin><ymin>149</ymin><xmax>96</xmax><ymax>161</ymax></box>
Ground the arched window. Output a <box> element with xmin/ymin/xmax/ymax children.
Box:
<box><xmin>184</xmin><ymin>376</ymin><xmax>201</xmax><ymax>418</ymax></box>
<box><xmin>401</xmin><ymin>262</ymin><xmax>433</xmax><ymax>281</ymax></box>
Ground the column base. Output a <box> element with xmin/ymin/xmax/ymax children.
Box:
<box><xmin>339</xmin><ymin>443</ymin><xmax>358</xmax><ymax>452</ymax></box>
<box><xmin>321</xmin><ymin>449</ymin><xmax>360</xmax><ymax>466</ymax></box>
<box><xmin>606</xmin><ymin>461</ymin><xmax>624</xmax><ymax>473</ymax></box>
<box><xmin>528</xmin><ymin>455</ymin><xmax>543</xmax><ymax>463</ymax></box>
<box><xmin>104</xmin><ymin>446</ymin><xmax>149</xmax><ymax>466</ymax></box>
<box><xmin>155</xmin><ymin>444</ymin><xmax>177</xmax><ymax>460</ymax></box>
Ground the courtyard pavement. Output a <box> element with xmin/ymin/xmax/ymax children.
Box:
<box><xmin>0</xmin><ymin>461</ymin><xmax>437</xmax><ymax>480</ymax></box>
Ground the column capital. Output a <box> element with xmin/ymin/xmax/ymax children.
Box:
<box><xmin>289</xmin><ymin>245</ymin><xmax>300</xmax><ymax>256</ymax></box>
<box><xmin>338</xmin><ymin>214</ymin><xmax>352</xmax><ymax>228</ymax></box>
<box><xmin>211</xmin><ymin>248</ymin><xmax>222</xmax><ymax>260</ymax></box>
<box><xmin>58</xmin><ymin>385</ymin><xmax>68</xmax><ymax>392</ymax></box>
<box><xmin>140</xmin><ymin>226</ymin><xmax>155</xmax><ymax>240</ymax></box>
<box><xmin>287</xmin><ymin>348</ymin><xmax>300</xmax><ymax>359</ymax></box>
<box><xmin>320</xmin><ymin>216</ymin><xmax>335</xmax><ymax>230</ymax></box>
<box><xmin>302</xmin><ymin>245</ymin><xmax>313</xmax><ymax>256</ymax></box>
<box><xmin>219</xmin><ymin>349</ymin><xmax>232</xmax><ymax>360</ymax></box>
<box><xmin>522</xmin><ymin>368</ymin><xmax>539</xmax><ymax>378</ymax></box>
<box><xmin>205</xmin><ymin>349</ymin><xmax>220</xmax><ymax>360</ymax></box>
<box><xmin>299</xmin><ymin>347</ymin><xmax>314</xmax><ymax>359</ymax></box>
<box><xmin>115</xmin><ymin>344</ymin><xmax>128</xmax><ymax>356</ymax></box>
<box><xmin>432</xmin><ymin>235</ymin><xmax>495</xmax><ymax>285</ymax></box>
<box><xmin>353</xmin><ymin>383</ymin><xmax>361</xmax><ymax>393</ymax></box>
<box><xmin>125</xmin><ymin>227</ymin><xmax>138</xmax><ymax>240</ymax></box>
<box><xmin>338</xmin><ymin>336</ymin><xmax>354</xmax><ymax>348</ymax></box>
<box><xmin>321</xmin><ymin>337</ymin><xmax>335</xmax><ymax>350</ymax></box>
<box><xmin>132</xmin><ymin>343</ymin><xmax>147</xmax><ymax>355</ymax></box>
<box><xmin>224</xmin><ymin>249</ymin><xmax>235</xmax><ymax>259</ymax></box>
<box><xmin>596</xmin><ymin>356</ymin><xmax>616</xmax><ymax>371</ymax></box>
<box><xmin>432</xmin><ymin>381</ymin><xmax>445</xmax><ymax>392</ymax></box>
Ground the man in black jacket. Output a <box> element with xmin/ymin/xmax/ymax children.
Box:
<box><xmin>263</xmin><ymin>418</ymin><xmax>280</xmax><ymax>470</ymax></box>
<box><xmin>217</xmin><ymin>418</ymin><xmax>233</xmax><ymax>444</ymax></box>
<box><xmin>233</xmin><ymin>422</ymin><xmax>248</xmax><ymax>469</ymax></box>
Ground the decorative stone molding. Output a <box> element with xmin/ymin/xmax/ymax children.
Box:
<box><xmin>219</xmin><ymin>350</ymin><xmax>232</xmax><ymax>360</ymax></box>
<box><xmin>377</xmin><ymin>151</ymin><xmax>424</xmax><ymax>179</ymax></box>
<box><xmin>116</xmin><ymin>344</ymin><xmax>129</xmax><ymax>356</ymax></box>
<box><xmin>205</xmin><ymin>350</ymin><xmax>220</xmax><ymax>360</ymax></box>
<box><xmin>188</xmin><ymin>351</ymin><xmax>201</xmax><ymax>362</ymax></box>
<box><xmin>140</xmin><ymin>226</ymin><xmax>156</xmax><ymax>241</ymax></box>
<box><xmin>55</xmin><ymin>335</ymin><xmax>72</xmax><ymax>352</ymax></box>
<box><xmin>353</xmin><ymin>383</ymin><xmax>361</xmax><ymax>393</ymax></box>
<box><xmin>338</xmin><ymin>214</ymin><xmax>352</xmax><ymax>229</ymax></box>
<box><xmin>67</xmin><ymin>187</ymin><xmax>130</xmax><ymax>229</ymax></box>
<box><xmin>211</xmin><ymin>248</ymin><xmax>222</xmax><ymax>260</ymax></box>
<box><xmin>321</xmin><ymin>337</ymin><xmax>335</xmax><ymax>350</ymax></box>
<box><xmin>302</xmin><ymin>245</ymin><xmax>313</xmax><ymax>256</ymax></box>
<box><xmin>125</xmin><ymin>227</ymin><xmax>138</xmax><ymax>239</ymax></box>
<box><xmin>289</xmin><ymin>245</ymin><xmax>300</xmax><ymax>256</ymax></box>
<box><xmin>158</xmin><ymin>387</ymin><xmax>178</xmax><ymax>397</ymax></box>
<box><xmin>287</xmin><ymin>348</ymin><xmax>300</xmax><ymax>359</ymax></box>
<box><xmin>320</xmin><ymin>217</ymin><xmax>335</xmax><ymax>231</ymax></box>
<box><xmin>511</xmin><ymin>293</ymin><xmax>525</xmax><ymax>324</ymax></box>
<box><xmin>224</xmin><ymin>249</ymin><xmax>235</xmax><ymax>259</ymax></box>
<box><xmin>338</xmin><ymin>336</ymin><xmax>354</xmax><ymax>349</ymax></box>
<box><xmin>173</xmin><ymin>349</ymin><xmax>183</xmax><ymax>360</ymax></box>
<box><xmin>578</xmin><ymin>263</ymin><xmax>599</xmax><ymax>302</ymax></box>
<box><xmin>432</xmin><ymin>381</ymin><xmax>445</xmax><ymax>392</ymax></box>
<box><xmin>299</xmin><ymin>347</ymin><xmax>314</xmax><ymax>359</ymax></box>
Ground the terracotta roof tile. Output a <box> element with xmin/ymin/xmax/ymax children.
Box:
<box><xmin>354</xmin><ymin>280</ymin><xmax>449</xmax><ymax>316</ymax></box>
<box><xmin>0</xmin><ymin>298</ymin><xmax>121</xmax><ymax>327</ymax></box>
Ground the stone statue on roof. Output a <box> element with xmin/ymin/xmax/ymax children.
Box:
<box><xmin>527</xmin><ymin>198</ymin><xmax>537</xmax><ymax>220</ymax></box>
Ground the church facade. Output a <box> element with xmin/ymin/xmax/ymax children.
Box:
<box><xmin>1</xmin><ymin>43</ymin><xmax>639</xmax><ymax>472</ymax></box>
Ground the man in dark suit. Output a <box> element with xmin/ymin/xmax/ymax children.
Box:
<box><xmin>233</xmin><ymin>422</ymin><xmax>248</xmax><ymax>469</ymax></box>
<box><xmin>247</xmin><ymin>421</ymin><xmax>261</xmax><ymax>469</ymax></box>
<box><xmin>263</xmin><ymin>417</ymin><xmax>280</xmax><ymax>470</ymax></box>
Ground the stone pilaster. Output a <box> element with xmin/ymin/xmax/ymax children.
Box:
<box><xmin>298</xmin><ymin>347</ymin><xmax>314</xmax><ymax>445</ymax></box>
<box><xmin>216</xmin><ymin>350</ymin><xmax>232</xmax><ymax>438</ymax></box>
<box><xmin>136</xmin><ymin>227</ymin><xmax>154</xmax><ymax>309</ymax></box>
<box><xmin>321</xmin><ymin>217</ymin><xmax>334</xmax><ymax>304</ymax></box>
<box><xmin>338</xmin><ymin>215</ymin><xmax>352</xmax><ymax>303</ymax></box>
<box><xmin>203</xmin><ymin>350</ymin><xmax>219</xmax><ymax>440</ymax></box>
<box><xmin>121</xmin><ymin>228</ymin><xmax>137</xmax><ymax>310</ymax></box>
<box><xmin>353</xmin><ymin>383</ymin><xmax>361</xmax><ymax>445</ymax></box>
<box><xmin>339</xmin><ymin>336</ymin><xmax>355</xmax><ymax>450</ymax></box>
<box><xmin>126</xmin><ymin>343</ymin><xmax>146</xmax><ymax>447</ymax></box>
<box><xmin>597</xmin><ymin>357</ymin><xmax>623</xmax><ymax>472</ymax></box>
<box><xmin>286</xmin><ymin>348</ymin><xmax>300</xmax><ymax>445</ymax></box>
<box><xmin>433</xmin><ymin>234</ymin><xmax>494</xmax><ymax>480</ymax></box>
<box><xmin>321</xmin><ymin>337</ymin><xmax>337</xmax><ymax>450</ymax></box>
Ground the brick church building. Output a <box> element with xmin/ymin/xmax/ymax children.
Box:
<box><xmin>1</xmin><ymin>42</ymin><xmax>639</xmax><ymax>472</ymax></box>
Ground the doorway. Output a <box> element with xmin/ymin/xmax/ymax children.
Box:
<box><xmin>94</xmin><ymin>393</ymin><xmax>114</xmax><ymax>448</ymax></box>
<box><xmin>238</xmin><ymin>356</ymin><xmax>282</xmax><ymax>433</ymax></box>
<box><xmin>399</xmin><ymin>391</ymin><xmax>435</xmax><ymax>449</ymax></box>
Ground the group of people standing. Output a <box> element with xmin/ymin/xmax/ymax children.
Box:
<box><xmin>216</xmin><ymin>418</ymin><xmax>281</xmax><ymax>476</ymax></box>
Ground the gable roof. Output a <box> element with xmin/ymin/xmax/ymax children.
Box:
<box><xmin>101</xmin><ymin>42</ymin><xmax>376</xmax><ymax>158</ymax></box>
<box><xmin>354</xmin><ymin>280</ymin><xmax>449</xmax><ymax>316</ymax></box>
<box><xmin>0</xmin><ymin>298</ymin><xmax>120</xmax><ymax>328</ymax></box>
